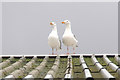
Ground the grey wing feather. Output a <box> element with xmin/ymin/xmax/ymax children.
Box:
<box><xmin>74</xmin><ymin>35</ymin><xmax>78</xmax><ymax>47</ymax></box>
<box><xmin>59</xmin><ymin>39</ymin><xmax>62</xmax><ymax>49</ymax></box>
<box><xmin>74</xmin><ymin>35</ymin><xmax>77</xmax><ymax>40</ymax></box>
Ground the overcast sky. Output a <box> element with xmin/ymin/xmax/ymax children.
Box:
<box><xmin>2</xmin><ymin>2</ymin><xmax>118</xmax><ymax>55</ymax></box>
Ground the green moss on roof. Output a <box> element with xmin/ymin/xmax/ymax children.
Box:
<box><xmin>2</xmin><ymin>57</ymin><xmax>9</xmax><ymax>62</ymax></box>
<box><xmin>96</xmin><ymin>57</ymin><xmax>107</xmax><ymax>65</ymax></box>
<box><xmin>1</xmin><ymin>55</ymin><xmax>119</xmax><ymax>79</ymax></box>
<box><xmin>38</xmin><ymin>57</ymin><xmax>55</xmax><ymax>78</ymax></box>
<box><xmin>55</xmin><ymin>58</ymin><xmax>68</xmax><ymax>78</ymax></box>
<box><xmin>108</xmin><ymin>57</ymin><xmax>118</xmax><ymax>66</ymax></box>
<box><xmin>84</xmin><ymin>57</ymin><xmax>94</xmax><ymax>66</ymax></box>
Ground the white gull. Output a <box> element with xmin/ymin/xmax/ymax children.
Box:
<box><xmin>48</xmin><ymin>22</ymin><xmax>61</xmax><ymax>55</ymax></box>
<box><xmin>62</xmin><ymin>20</ymin><xmax>78</xmax><ymax>54</ymax></box>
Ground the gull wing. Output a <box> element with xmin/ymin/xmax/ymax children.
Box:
<box><xmin>74</xmin><ymin>35</ymin><xmax>78</xmax><ymax>47</ymax></box>
<box><xmin>74</xmin><ymin>35</ymin><xmax>77</xmax><ymax>40</ymax></box>
<box><xmin>59</xmin><ymin>39</ymin><xmax>62</xmax><ymax>49</ymax></box>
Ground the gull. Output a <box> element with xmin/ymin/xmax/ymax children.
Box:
<box><xmin>62</xmin><ymin>20</ymin><xmax>78</xmax><ymax>54</ymax></box>
<box><xmin>48</xmin><ymin>22</ymin><xmax>61</xmax><ymax>55</ymax></box>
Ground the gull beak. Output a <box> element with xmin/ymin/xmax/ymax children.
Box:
<box><xmin>62</xmin><ymin>22</ymin><xmax>65</xmax><ymax>24</ymax></box>
<box><xmin>50</xmin><ymin>22</ymin><xmax>53</xmax><ymax>25</ymax></box>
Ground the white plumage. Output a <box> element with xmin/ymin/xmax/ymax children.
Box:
<box><xmin>48</xmin><ymin>22</ymin><xmax>61</xmax><ymax>55</ymax></box>
<box><xmin>62</xmin><ymin>20</ymin><xmax>78</xmax><ymax>54</ymax></box>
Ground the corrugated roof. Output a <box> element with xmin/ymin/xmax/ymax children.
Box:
<box><xmin>0</xmin><ymin>54</ymin><xmax>120</xmax><ymax>79</ymax></box>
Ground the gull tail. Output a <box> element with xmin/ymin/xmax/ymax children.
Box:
<box><xmin>76</xmin><ymin>45</ymin><xmax>78</xmax><ymax>47</ymax></box>
<box><xmin>59</xmin><ymin>40</ymin><xmax>62</xmax><ymax>50</ymax></box>
<box><xmin>57</xmin><ymin>47</ymin><xmax>62</xmax><ymax>51</ymax></box>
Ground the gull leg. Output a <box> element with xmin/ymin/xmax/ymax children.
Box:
<box><xmin>55</xmin><ymin>49</ymin><xmax>57</xmax><ymax>55</ymax></box>
<box><xmin>67</xmin><ymin>46</ymin><xmax>69</xmax><ymax>54</ymax></box>
<box><xmin>52</xmin><ymin>48</ymin><xmax>54</xmax><ymax>55</ymax></box>
<box><xmin>73</xmin><ymin>47</ymin><xmax>75</xmax><ymax>54</ymax></box>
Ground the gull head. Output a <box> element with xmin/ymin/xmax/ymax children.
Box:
<box><xmin>62</xmin><ymin>20</ymin><xmax>70</xmax><ymax>25</ymax></box>
<box><xmin>50</xmin><ymin>22</ymin><xmax>56</xmax><ymax>26</ymax></box>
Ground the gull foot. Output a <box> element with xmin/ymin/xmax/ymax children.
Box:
<box><xmin>67</xmin><ymin>53</ymin><xmax>69</xmax><ymax>55</ymax></box>
<box><xmin>52</xmin><ymin>53</ymin><xmax>54</xmax><ymax>55</ymax></box>
<box><xmin>55</xmin><ymin>53</ymin><xmax>57</xmax><ymax>55</ymax></box>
